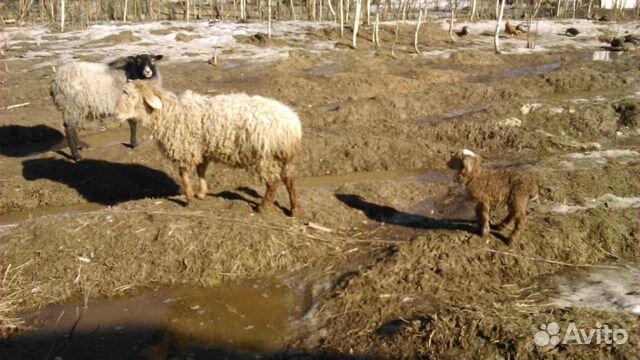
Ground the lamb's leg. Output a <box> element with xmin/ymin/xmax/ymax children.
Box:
<box><xmin>498</xmin><ymin>203</ymin><xmax>516</xmax><ymax>231</ymax></box>
<box><xmin>281</xmin><ymin>163</ymin><xmax>298</xmax><ymax>217</ymax></box>
<box><xmin>475</xmin><ymin>202</ymin><xmax>490</xmax><ymax>237</ymax></box>
<box><xmin>127</xmin><ymin>119</ymin><xmax>138</xmax><ymax>148</ymax></box>
<box><xmin>195</xmin><ymin>161</ymin><xmax>209</xmax><ymax>199</ymax></box>
<box><xmin>510</xmin><ymin>199</ymin><xmax>529</xmax><ymax>242</ymax></box>
<box><xmin>258</xmin><ymin>180</ymin><xmax>280</xmax><ymax>214</ymax></box>
<box><xmin>64</xmin><ymin>122</ymin><xmax>82</xmax><ymax>161</ymax></box>
<box><xmin>179</xmin><ymin>166</ymin><xmax>194</xmax><ymax>204</ymax></box>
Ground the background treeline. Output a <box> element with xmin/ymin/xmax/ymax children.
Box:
<box><xmin>0</xmin><ymin>0</ymin><xmax>638</xmax><ymax>30</ymax></box>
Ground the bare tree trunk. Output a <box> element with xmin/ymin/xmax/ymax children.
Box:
<box><xmin>470</xmin><ymin>0</ymin><xmax>477</xmax><ymax>19</ymax></box>
<box><xmin>18</xmin><ymin>0</ymin><xmax>34</xmax><ymax>25</ymax></box>
<box><xmin>494</xmin><ymin>0</ymin><xmax>506</xmax><ymax>53</ymax></box>
<box><xmin>555</xmin><ymin>0</ymin><xmax>562</xmax><ymax>17</ymax></box>
<box><xmin>527</xmin><ymin>0</ymin><xmax>542</xmax><ymax>48</ymax></box>
<box><xmin>327</xmin><ymin>0</ymin><xmax>336</xmax><ymax>20</ymax></box>
<box><xmin>587</xmin><ymin>0</ymin><xmax>593</xmax><ymax>18</ymax></box>
<box><xmin>373</xmin><ymin>12</ymin><xmax>379</xmax><ymax>47</ymax></box>
<box><xmin>124</xmin><ymin>0</ymin><xmax>128</xmax><ymax>21</ymax></box>
<box><xmin>366</xmin><ymin>0</ymin><xmax>370</xmax><ymax>24</ymax></box>
<box><xmin>448</xmin><ymin>0</ymin><xmax>457</xmax><ymax>42</ymax></box>
<box><xmin>346</xmin><ymin>0</ymin><xmax>351</xmax><ymax>20</ymax></box>
<box><xmin>414</xmin><ymin>8</ymin><xmax>423</xmax><ymax>53</ymax></box>
<box><xmin>352</xmin><ymin>0</ymin><xmax>361</xmax><ymax>47</ymax></box>
<box><xmin>289</xmin><ymin>0</ymin><xmax>296</xmax><ymax>19</ymax></box>
<box><xmin>390</xmin><ymin>16</ymin><xmax>399</xmax><ymax>57</ymax></box>
<box><xmin>268</xmin><ymin>0</ymin><xmax>272</xmax><ymax>36</ymax></box>
<box><xmin>60</xmin><ymin>0</ymin><xmax>65</xmax><ymax>31</ymax></box>
<box><xmin>339</xmin><ymin>0</ymin><xmax>344</xmax><ymax>36</ymax></box>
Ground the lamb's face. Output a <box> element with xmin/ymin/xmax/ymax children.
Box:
<box><xmin>447</xmin><ymin>149</ymin><xmax>481</xmax><ymax>174</ymax></box>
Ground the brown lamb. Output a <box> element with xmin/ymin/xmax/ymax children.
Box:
<box><xmin>447</xmin><ymin>149</ymin><xmax>539</xmax><ymax>243</ymax></box>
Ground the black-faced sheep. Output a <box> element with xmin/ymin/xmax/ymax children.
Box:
<box><xmin>113</xmin><ymin>80</ymin><xmax>302</xmax><ymax>216</ymax></box>
<box><xmin>447</xmin><ymin>149</ymin><xmax>539</xmax><ymax>243</ymax></box>
<box><xmin>51</xmin><ymin>54</ymin><xmax>163</xmax><ymax>161</ymax></box>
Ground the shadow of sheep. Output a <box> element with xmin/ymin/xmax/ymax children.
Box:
<box><xmin>22</xmin><ymin>158</ymin><xmax>179</xmax><ymax>205</ymax></box>
<box><xmin>0</xmin><ymin>125</ymin><xmax>66</xmax><ymax>157</ymax></box>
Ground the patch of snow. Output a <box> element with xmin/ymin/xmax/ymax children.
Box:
<box><xmin>550</xmin><ymin>264</ymin><xmax>640</xmax><ymax>315</ymax></box>
<box><xmin>3</xmin><ymin>20</ymin><xmax>338</xmax><ymax>67</ymax></box>
<box><xmin>542</xmin><ymin>194</ymin><xmax>640</xmax><ymax>214</ymax></box>
<box><xmin>564</xmin><ymin>149</ymin><xmax>639</xmax><ymax>159</ymax></box>
<box><xmin>499</xmin><ymin>117</ymin><xmax>522</xmax><ymax>127</ymax></box>
<box><xmin>520</xmin><ymin>103</ymin><xmax>542</xmax><ymax>115</ymax></box>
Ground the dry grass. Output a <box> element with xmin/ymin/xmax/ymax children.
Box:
<box><xmin>312</xmin><ymin>207</ymin><xmax>640</xmax><ymax>359</ymax></box>
<box><xmin>0</xmin><ymin>202</ymin><xmax>359</xmax><ymax>325</ymax></box>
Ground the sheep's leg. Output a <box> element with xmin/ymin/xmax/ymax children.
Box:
<box><xmin>281</xmin><ymin>163</ymin><xmax>298</xmax><ymax>217</ymax></box>
<box><xmin>64</xmin><ymin>122</ymin><xmax>82</xmax><ymax>161</ymax></box>
<box><xmin>127</xmin><ymin>119</ymin><xmax>138</xmax><ymax>148</ymax></box>
<box><xmin>475</xmin><ymin>202</ymin><xmax>490</xmax><ymax>237</ymax></box>
<box><xmin>179</xmin><ymin>166</ymin><xmax>195</xmax><ymax>204</ymax></box>
<box><xmin>195</xmin><ymin>161</ymin><xmax>209</xmax><ymax>199</ymax></box>
<box><xmin>258</xmin><ymin>180</ymin><xmax>280</xmax><ymax>214</ymax></box>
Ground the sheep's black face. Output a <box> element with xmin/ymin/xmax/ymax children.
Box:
<box><xmin>447</xmin><ymin>152</ymin><xmax>465</xmax><ymax>170</ymax></box>
<box><xmin>133</xmin><ymin>54</ymin><xmax>163</xmax><ymax>79</ymax></box>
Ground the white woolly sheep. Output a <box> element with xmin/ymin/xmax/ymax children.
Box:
<box><xmin>113</xmin><ymin>80</ymin><xmax>302</xmax><ymax>216</ymax></box>
<box><xmin>51</xmin><ymin>54</ymin><xmax>163</xmax><ymax>161</ymax></box>
<box><xmin>447</xmin><ymin>149</ymin><xmax>539</xmax><ymax>243</ymax></box>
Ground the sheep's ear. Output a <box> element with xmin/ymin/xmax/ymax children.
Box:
<box><xmin>462</xmin><ymin>155</ymin><xmax>479</xmax><ymax>174</ymax></box>
<box><xmin>109</xmin><ymin>56</ymin><xmax>134</xmax><ymax>69</ymax></box>
<box><xmin>143</xmin><ymin>93</ymin><xmax>163</xmax><ymax>110</ymax></box>
<box><xmin>153</xmin><ymin>54</ymin><xmax>164</xmax><ymax>61</ymax></box>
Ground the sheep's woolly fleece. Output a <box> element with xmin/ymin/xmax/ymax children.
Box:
<box><xmin>51</xmin><ymin>62</ymin><xmax>129</xmax><ymax>124</ymax></box>
<box><xmin>118</xmin><ymin>81</ymin><xmax>302</xmax><ymax>182</ymax></box>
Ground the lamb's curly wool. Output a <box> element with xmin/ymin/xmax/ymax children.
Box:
<box><xmin>114</xmin><ymin>81</ymin><xmax>302</xmax><ymax>215</ymax></box>
<box><xmin>51</xmin><ymin>54</ymin><xmax>162</xmax><ymax>160</ymax></box>
<box><xmin>448</xmin><ymin>149</ymin><xmax>539</xmax><ymax>243</ymax></box>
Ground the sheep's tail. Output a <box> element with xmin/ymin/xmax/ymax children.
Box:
<box><xmin>530</xmin><ymin>182</ymin><xmax>540</xmax><ymax>204</ymax></box>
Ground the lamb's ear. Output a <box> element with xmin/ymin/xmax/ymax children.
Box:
<box><xmin>143</xmin><ymin>91</ymin><xmax>163</xmax><ymax>110</ymax></box>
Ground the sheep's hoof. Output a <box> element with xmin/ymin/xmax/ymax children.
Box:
<box><xmin>129</xmin><ymin>142</ymin><xmax>138</xmax><ymax>149</ymax></box>
<box><xmin>195</xmin><ymin>192</ymin><xmax>207</xmax><ymax>200</ymax></box>
<box><xmin>480</xmin><ymin>226</ymin><xmax>490</xmax><ymax>237</ymax></box>
<box><xmin>289</xmin><ymin>208</ymin><xmax>298</xmax><ymax>217</ymax></box>
<box><xmin>257</xmin><ymin>204</ymin><xmax>271</xmax><ymax>214</ymax></box>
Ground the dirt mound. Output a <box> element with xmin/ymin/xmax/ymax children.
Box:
<box><xmin>175</xmin><ymin>32</ymin><xmax>203</xmax><ymax>42</ymax></box>
<box><xmin>86</xmin><ymin>31</ymin><xmax>141</xmax><ymax>45</ymax></box>
<box><xmin>449</xmin><ymin>50</ymin><xmax>505</xmax><ymax>66</ymax></box>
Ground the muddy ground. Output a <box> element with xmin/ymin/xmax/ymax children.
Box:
<box><xmin>1</xmin><ymin>21</ymin><xmax>639</xmax><ymax>359</ymax></box>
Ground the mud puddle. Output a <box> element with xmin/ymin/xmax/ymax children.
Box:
<box><xmin>591</xmin><ymin>50</ymin><xmax>625</xmax><ymax>62</ymax></box>
<box><xmin>417</xmin><ymin>107</ymin><xmax>486</xmax><ymax>125</ymax></box>
<box><xmin>0</xmin><ymin>202</ymin><xmax>103</xmax><ymax>226</ymax></box>
<box><xmin>467</xmin><ymin>63</ymin><xmax>561</xmax><ymax>83</ymax></box>
<box><xmin>7</xmin><ymin>281</ymin><xmax>299</xmax><ymax>359</ymax></box>
<box><xmin>545</xmin><ymin>263</ymin><xmax>640</xmax><ymax>314</ymax></box>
